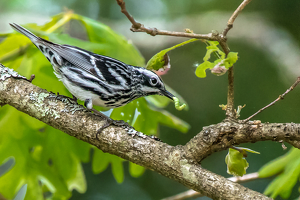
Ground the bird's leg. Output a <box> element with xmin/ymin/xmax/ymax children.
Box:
<box><xmin>84</xmin><ymin>99</ymin><xmax>133</xmax><ymax>137</ymax></box>
<box><xmin>91</xmin><ymin>108</ymin><xmax>132</xmax><ymax>134</ymax></box>
<box><xmin>70</xmin><ymin>95</ymin><xmax>78</xmax><ymax>104</ymax></box>
<box><xmin>56</xmin><ymin>92</ymin><xmax>67</xmax><ymax>100</ymax></box>
<box><xmin>54</xmin><ymin>92</ymin><xmax>78</xmax><ymax>105</ymax></box>
<box><xmin>72</xmin><ymin>95</ymin><xmax>77</xmax><ymax>101</ymax></box>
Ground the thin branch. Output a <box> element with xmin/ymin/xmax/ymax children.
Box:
<box><xmin>225</xmin><ymin>67</ymin><xmax>235</xmax><ymax>118</ymax></box>
<box><xmin>130</xmin><ymin>29</ymin><xmax>214</xmax><ymax>40</ymax></box>
<box><xmin>163</xmin><ymin>172</ymin><xmax>260</xmax><ymax>200</ymax></box>
<box><xmin>228</xmin><ymin>0</ymin><xmax>253</xmax><ymax>25</ymax></box>
<box><xmin>116</xmin><ymin>0</ymin><xmax>216</xmax><ymax>40</ymax></box>
<box><xmin>229</xmin><ymin>172</ymin><xmax>260</xmax><ymax>182</ymax></box>
<box><xmin>116</xmin><ymin>0</ymin><xmax>141</xmax><ymax>29</ymax></box>
<box><xmin>222</xmin><ymin>0</ymin><xmax>252</xmax><ymax>118</ymax></box>
<box><xmin>223</xmin><ymin>0</ymin><xmax>253</xmax><ymax>36</ymax></box>
<box><xmin>243</xmin><ymin>77</ymin><xmax>300</xmax><ymax>122</ymax></box>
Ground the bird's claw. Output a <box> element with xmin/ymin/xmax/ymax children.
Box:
<box><xmin>96</xmin><ymin>118</ymin><xmax>134</xmax><ymax>139</ymax></box>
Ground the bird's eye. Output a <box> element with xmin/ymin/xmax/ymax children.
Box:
<box><xmin>150</xmin><ymin>77</ymin><xmax>158</xmax><ymax>86</ymax></box>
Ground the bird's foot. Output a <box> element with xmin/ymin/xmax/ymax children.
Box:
<box><xmin>91</xmin><ymin>109</ymin><xmax>134</xmax><ymax>138</ymax></box>
<box><xmin>70</xmin><ymin>95</ymin><xmax>78</xmax><ymax>104</ymax></box>
<box><xmin>54</xmin><ymin>92</ymin><xmax>78</xmax><ymax>104</ymax></box>
<box><xmin>97</xmin><ymin>118</ymin><xmax>131</xmax><ymax>134</ymax></box>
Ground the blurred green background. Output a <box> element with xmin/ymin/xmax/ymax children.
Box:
<box><xmin>1</xmin><ymin>0</ymin><xmax>300</xmax><ymax>199</ymax></box>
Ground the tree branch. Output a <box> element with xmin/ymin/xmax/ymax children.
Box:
<box><xmin>185</xmin><ymin>119</ymin><xmax>300</xmax><ymax>162</ymax></box>
<box><xmin>0</xmin><ymin>64</ymin><xmax>274</xmax><ymax>199</ymax></box>
<box><xmin>163</xmin><ymin>172</ymin><xmax>260</xmax><ymax>200</ymax></box>
<box><xmin>116</xmin><ymin>0</ymin><xmax>217</xmax><ymax>40</ymax></box>
<box><xmin>223</xmin><ymin>0</ymin><xmax>253</xmax><ymax>36</ymax></box>
<box><xmin>243</xmin><ymin>77</ymin><xmax>300</xmax><ymax>122</ymax></box>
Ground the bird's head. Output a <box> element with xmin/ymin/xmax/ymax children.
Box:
<box><xmin>133</xmin><ymin>67</ymin><xmax>175</xmax><ymax>100</ymax></box>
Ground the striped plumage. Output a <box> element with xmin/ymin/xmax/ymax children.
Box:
<box><xmin>10</xmin><ymin>23</ymin><xmax>175</xmax><ymax>110</ymax></box>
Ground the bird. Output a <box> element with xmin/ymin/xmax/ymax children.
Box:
<box><xmin>10</xmin><ymin>23</ymin><xmax>175</xmax><ymax>131</ymax></box>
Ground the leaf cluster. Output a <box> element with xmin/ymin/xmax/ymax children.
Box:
<box><xmin>195</xmin><ymin>41</ymin><xmax>238</xmax><ymax>78</ymax></box>
<box><xmin>259</xmin><ymin>148</ymin><xmax>300</xmax><ymax>199</ymax></box>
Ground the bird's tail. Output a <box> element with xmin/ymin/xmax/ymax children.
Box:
<box><xmin>9</xmin><ymin>23</ymin><xmax>39</xmax><ymax>42</ymax></box>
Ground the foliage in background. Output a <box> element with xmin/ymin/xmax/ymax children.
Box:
<box><xmin>0</xmin><ymin>12</ymin><xmax>189</xmax><ymax>200</ymax></box>
<box><xmin>259</xmin><ymin>148</ymin><xmax>300</xmax><ymax>199</ymax></box>
<box><xmin>195</xmin><ymin>41</ymin><xmax>238</xmax><ymax>78</ymax></box>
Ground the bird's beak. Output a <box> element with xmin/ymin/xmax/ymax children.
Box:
<box><xmin>160</xmin><ymin>89</ymin><xmax>175</xmax><ymax>101</ymax></box>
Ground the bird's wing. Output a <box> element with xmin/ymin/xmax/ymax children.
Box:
<box><xmin>50</xmin><ymin>44</ymin><xmax>131</xmax><ymax>85</ymax></box>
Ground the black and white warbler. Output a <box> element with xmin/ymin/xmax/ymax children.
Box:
<box><xmin>10</xmin><ymin>23</ymin><xmax>175</xmax><ymax>129</ymax></box>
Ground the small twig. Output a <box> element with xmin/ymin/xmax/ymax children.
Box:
<box><xmin>28</xmin><ymin>74</ymin><xmax>35</xmax><ymax>82</ymax></box>
<box><xmin>131</xmin><ymin>29</ymin><xmax>214</xmax><ymax>40</ymax></box>
<box><xmin>116</xmin><ymin>0</ymin><xmax>216</xmax><ymax>40</ymax></box>
<box><xmin>226</xmin><ymin>67</ymin><xmax>235</xmax><ymax>118</ymax></box>
<box><xmin>223</xmin><ymin>0</ymin><xmax>253</xmax><ymax>36</ymax></box>
<box><xmin>243</xmin><ymin>77</ymin><xmax>300</xmax><ymax>122</ymax></box>
<box><xmin>116</xmin><ymin>0</ymin><xmax>141</xmax><ymax>29</ymax></box>
<box><xmin>162</xmin><ymin>172</ymin><xmax>260</xmax><ymax>200</ymax></box>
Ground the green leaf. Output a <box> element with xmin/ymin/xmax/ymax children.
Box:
<box><xmin>146</xmin><ymin>39</ymin><xmax>197</xmax><ymax>71</ymax></box>
<box><xmin>259</xmin><ymin>148</ymin><xmax>300</xmax><ymax>199</ymax></box>
<box><xmin>111</xmin><ymin>156</ymin><xmax>124</xmax><ymax>183</ymax></box>
<box><xmin>129</xmin><ymin>162</ymin><xmax>145</xmax><ymax>178</ymax></box>
<box><xmin>264</xmin><ymin>156</ymin><xmax>300</xmax><ymax>199</ymax></box>
<box><xmin>196</xmin><ymin>41</ymin><xmax>238</xmax><ymax>78</ymax></box>
<box><xmin>13</xmin><ymin>184</ymin><xmax>27</xmax><ymax>200</ymax></box>
<box><xmin>0</xmin><ymin>34</ymin><xmax>30</xmax><ymax>63</ymax></box>
<box><xmin>203</xmin><ymin>46</ymin><xmax>218</xmax><ymax>61</ymax></box>
<box><xmin>195</xmin><ymin>61</ymin><xmax>215</xmax><ymax>78</ymax></box>
<box><xmin>92</xmin><ymin>149</ymin><xmax>125</xmax><ymax>183</ymax></box>
<box><xmin>225</xmin><ymin>148</ymin><xmax>249</xmax><ymax>177</ymax></box>
<box><xmin>0</xmin><ymin>33</ymin><xmax>11</xmax><ymax>38</ymax></box>
<box><xmin>224</xmin><ymin>52</ymin><xmax>238</xmax><ymax>69</ymax></box>
<box><xmin>259</xmin><ymin>148</ymin><xmax>300</xmax><ymax>178</ymax></box>
<box><xmin>145</xmin><ymin>95</ymin><xmax>171</xmax><ymax>109</ymax></box>
<box><xmin>73</xmin><ymin>14</ymin><xmax>144</xmax><ymax>66</ymax></box>
<box><xmin>203</xmin><ymin>41</ymin><xmax>225</xmax><ymax>61</ymax></box>
<box><xmin>0</xmin><ymin>157</ymin><xmax>15</xmax><ymax>177</ymax></box>
<box><xmin>92</xmin><ymin>149</ymin><xmax>110</xmax><ymax>174</ymax></box>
